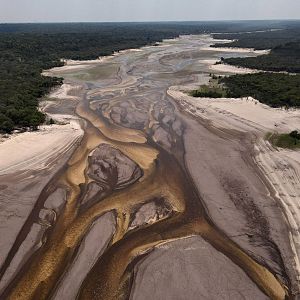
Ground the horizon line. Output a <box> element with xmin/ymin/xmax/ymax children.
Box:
<box><xmin>1</xmin><ymin>18</ymin><xmax>300</xmax><ymax>25</ymax></box>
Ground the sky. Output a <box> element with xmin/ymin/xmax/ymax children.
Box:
<box><xmin>0</xmin><ymin>0</ymin><xmax>300</xmax><ymax>23</ymax></box>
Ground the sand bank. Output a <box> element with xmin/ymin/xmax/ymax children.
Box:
<box><xmin>169</xmin><ymin>89</ymin><xmax>300</xmax><ymax>133</ymax></box>
<box><xmin>52</xmin><ymin>212</ymin><xmax>116</xmax><ymax>300</ymax></box>
<box><xmin>201</xmin><ymin>46</ymin><xmax>270</xmax><ymax>55</ymax></box>
<box><xmin>131</xmin><ymin>237</ymin><xmax>268</xmax><ymax>300</ymax></box>
<box><xmin>200</xmin><ymin>59</ymin><xmax>258</xmax><ymax>74</ymax></box>
<box><xmin>47</xmin><ymin>83</ymin><xmax>82</xmax><ymax>100</ymax></box>
<box><xmin>169</xmin><ymin>85</ymin><xmax>300</xmax><ymax>290</ymax></box>
<box><xmin>0</xmin><ymin>122</ymin><xmax>82</xmax><ymax>175</ymax></box>
<box><xmin>255</xmin><ymin>140</ymin><xmax>300</xmax><ymax>283</ymax></box>
<box><xmin>210</xmin><ymin>63</ymin><xmax>258</xmax><ymax>74</ymax></box>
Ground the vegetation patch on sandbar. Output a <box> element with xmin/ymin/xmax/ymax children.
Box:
<box><xmin>191</xmin><ymin>73</ymin><xmax>300</xmax><ymax>108</ymax></box>
<box><xmin>190</xmin><ymin>77</ymin><xmax>227</xmax><ymax>98</ymax></box>
<box><xmin>267</xmin><ymin>131</ymin><xmax>300</xmax><ymax>149</ymax></box>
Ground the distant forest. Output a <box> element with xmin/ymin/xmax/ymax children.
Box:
<box><xmin>1</xmin><ymin>22</ymin><xmax>256</xmax><ymax>133</ymax></box>
<box><xmin>208</xmin><ymin>23</ymin><xmax>300</xmax><ymax>108</ymax></box>
<box><xmin>212</xmin><ymin>25</ymin><xmax>300</xmax><ymax>73</ymax></box>
<box><xmin>222</xmin><ymin>41</ymin><xmax>300</xmax><ymax>73</ymax></box>
<box><xmin>220</xmin><ymin>73</ymin><xmax>300</xmax><ymax>108</ymax></box>
<box><xmin>0</xmin><ymin>21</ymin><xmax>300</xmax><ymax>133</ymax></box>
<box><xmin>0</xmin><ymin>23</ymin><xmax>203</xmax><ymax>133</ymax></box>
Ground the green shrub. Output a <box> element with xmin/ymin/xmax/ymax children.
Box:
<box><xmin>267</xmin><ymin>131</ymin><xmax>300</xmax><ymax>149</ymax></box>
<box><xmin>0</xmin><ymin>113</ymin><xmax>14</xmax><ymax>133</ymax></box>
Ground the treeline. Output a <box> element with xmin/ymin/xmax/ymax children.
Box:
<box><xmin>196</xmin><ymin>23</ymin><xmax>300</xmax><ymax>108</ymax></box>
<box><xmin>212</xmin><ymin>24</ymin><xmax>300</xmax><ymax>49</ymax></box>
<box><xmin>0</xmin><ymin>21</ymin><xmax>290</xmax><ymax>34</ymax></box>
<box><xmin>0</xmin><ymin>23</ymin><xmax>209</xmax><ymax>133</ymax></box>
<box><xmin>191</xmin><ymin>73</ymin><xmax>300</xmax><ymax>108</ymax></box>
<box><xmin>0</xmin><ymin>21</ymin><xmax>299</xmax><ymax>133</ymax></box>
<box><xmin>212</xmin><ymin>24</ymin><xmax>300</xmax><ymax>73</ymax></box>
<box><xmin>219</xmin><ymin>73</ymin><xmax>300</xmax><ymax>108</ymax></box>
<box><xmin>190</xmin><ymin>85</ymin><xmax>227</xmax><ymax>98</ymax></box>
<box><xmin>223</xmin><ymin>41</ymin><xmax>300</xmax><ymax>73</ymax></box>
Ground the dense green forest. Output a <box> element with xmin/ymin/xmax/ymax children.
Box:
<box><xmin>223</xmin><ymin>41</ymin><xmax>300</xmax><ymax>73</ymax></box>
<box><xmin>191</xmin><ymin>73</ymin><xmax>300</xmax><ymax>108</ymax></box>
<box><xmin>212</xmin><ymin>23</ymin><xmax>300</xmax><ymax>49</ymax></box>
<box><xmin>0</xmin><ymin>21</ymin><xmax>299</xmax><ymax>133</ymax></box>
<box><xmin>212</xmin><ymin>25</ymin><xmax>300</xmax><ymax>73</ymax></box>
<box><xmin>218</xmin><ymin>73</ymin><xmax>300</xmax><ymax>108</ymax></box>
<box><xmin>190</xmin><ymin>79</ymin><xmax>227</xmax><ymax>98</ymax></box>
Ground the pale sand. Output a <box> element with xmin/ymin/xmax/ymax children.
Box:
<box><xmin>200</xmin><ymin>59</ymin><xmax>258</xmax><ymax>74</ymax></box>
<box><xmin>170</xmin><ymin>90</ymin><xmax>300</xmax><ymax>133</ymax></box>
<box><xmin>213</xmin><ymin>29</ymin><xmax>282</xmax><ymax>35</ymax></box>
<box><xmin>52</xmin><ymin>212</ymin><xmax>116</xmax><ymax>300</ymax></box>
<box><xmin>43</xmin><ymin>59</ymin><xmax>107</xmax><ymax>76</ymax></box>
<box><xmin>0</xmin><ymin>121</ymin><xmax>82</xmax><ymax>175</ymax></box>
<box><xmin>210</xmin><ymin>63</ymin><xmax>258</xmax><ymax>74</ymax></box>
<box><xmin>48</xmin><ymin>83</ymin><xmax>81</xmax><ymax>100</ymax></box>
<box><xmin>169</xmin><ymin>86</ymin><xmax>300</xmax><ymax>287</ymax></box>
<box><xmin>42</xmin><ymin>64</ymin><xmax>93</xmax><ymax>76</ymax></box>
<box><xmin>44</xmin><ymin>48</ymin><xmax>143</xmax><ymax>76</ymax></box>
<box><xmin>200</xmin><ymin>46</ymin><xmax>270</xmax><ymax>55</ymax></box>
<box><xmin>255</xmin><ymin>141</ymin><xmax>300</xmax><ymax>282</ymax></box>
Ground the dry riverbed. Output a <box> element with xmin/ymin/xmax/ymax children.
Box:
<box><xmin>0</xmin><ymin>34</ymin><xmax>299</xmax><ymax>299</ymax></box>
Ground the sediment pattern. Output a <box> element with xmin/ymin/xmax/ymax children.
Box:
<box><xmin>0</xmin><ymin>35</ymin><xmax>296</xmax><ymax>299</ymax></box>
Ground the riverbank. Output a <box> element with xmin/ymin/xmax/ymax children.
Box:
<box><xmin>169</xmin><ymin>77</ymin><xmax>300</xmax><ymax>294</ymax></box>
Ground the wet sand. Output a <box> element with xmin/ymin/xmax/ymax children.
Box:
<box><xmin>0</xmin><ymin>34</ymin><xmax>298</xmax><ymax>299</ymax></box>
<box><xmin>130</xmin><ymin>237</ymin><xmax>269</xmax><ymax>300</ymax></box>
